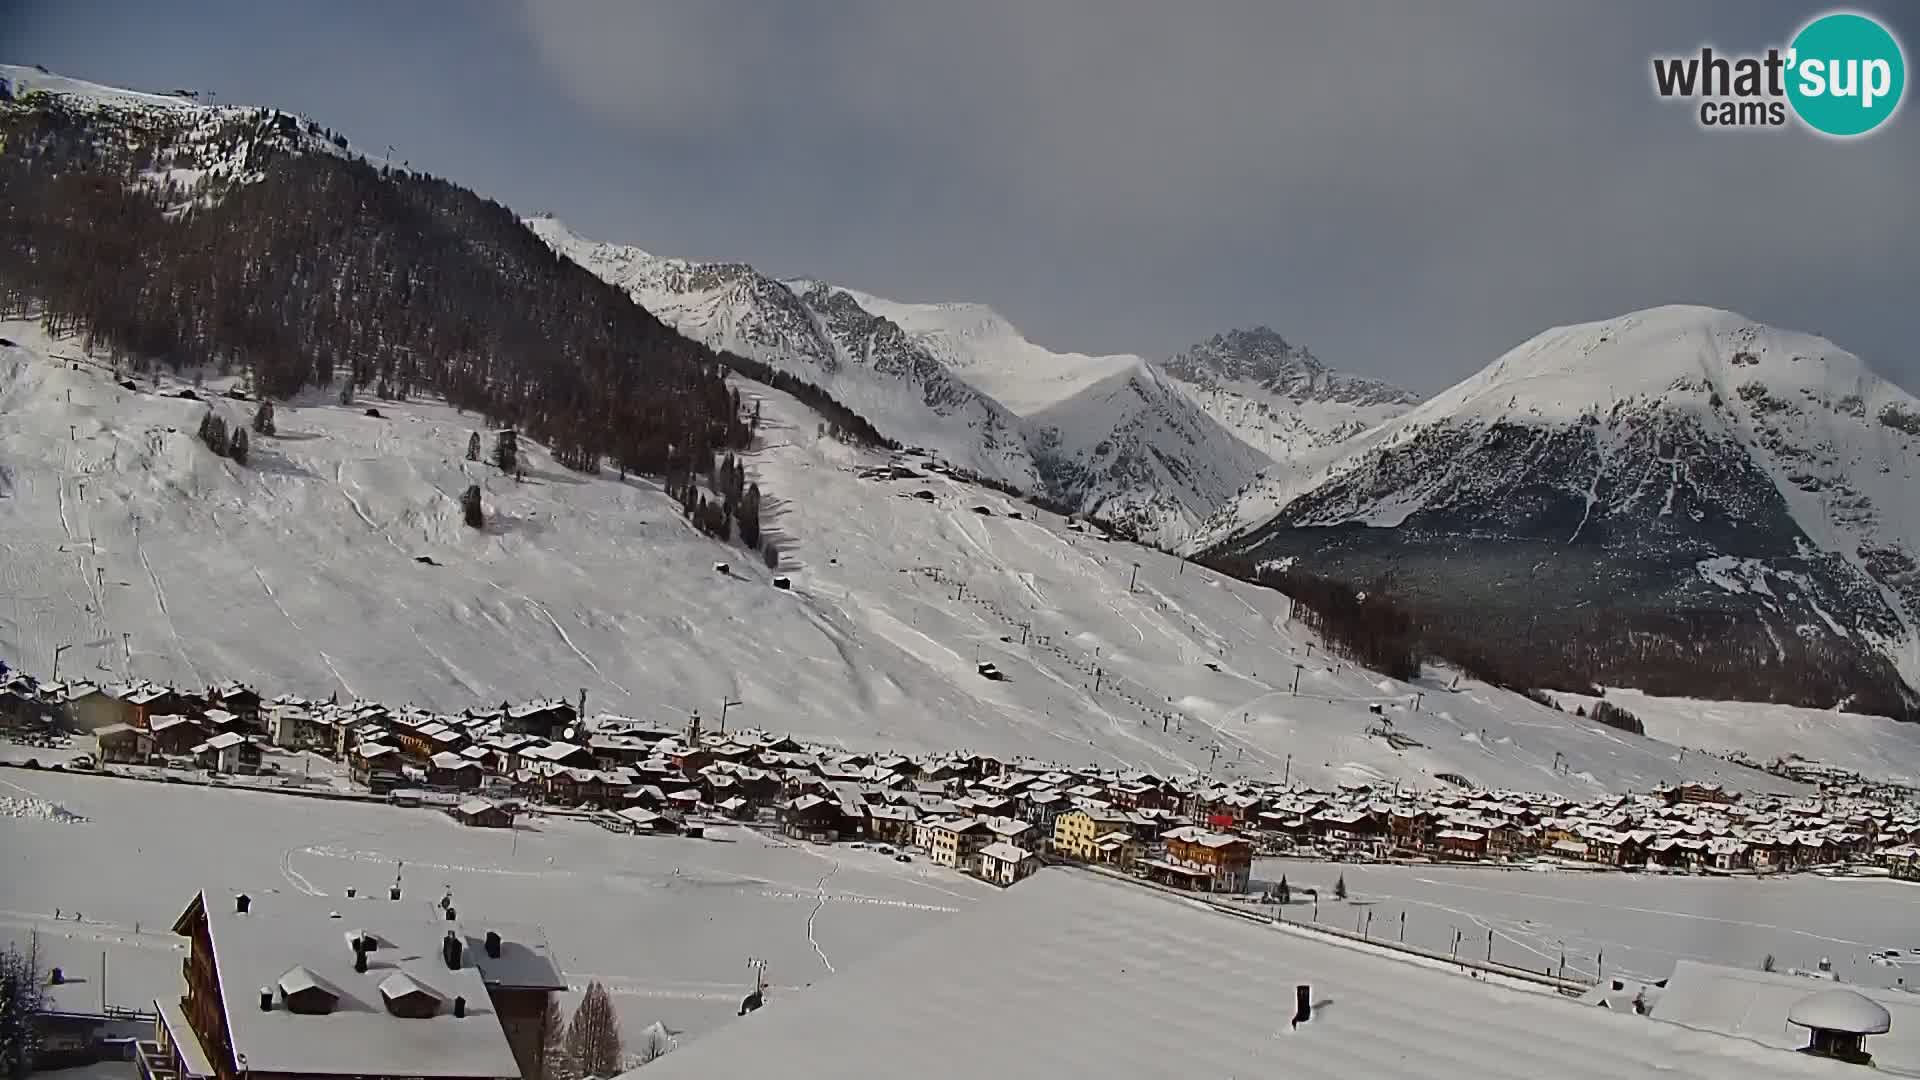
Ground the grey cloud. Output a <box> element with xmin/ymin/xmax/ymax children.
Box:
<box><xmin>519</xmin><ymin>1</ymin><xmax>786</xmax><ymax>134</ymax></box>
<box><xmin>510</xmin><ymin>4</ymin><xmax>1919</xmax><ymax>392</ymax></box>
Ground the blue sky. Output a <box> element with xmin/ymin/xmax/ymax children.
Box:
<box><xmin>6</xmin><ymin>1</ymin><xmax>1917</xmax><ymax>393</ymax></box>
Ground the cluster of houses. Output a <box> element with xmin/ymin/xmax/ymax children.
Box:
<box><xmin>9</xmin><ymin>667</ymin><xmax>1917</xmax><ymax>888</ymax></box>
<box><xmin>21</xmin><ymin>675</ymin><xmax>270</xmax><ymax>773</ymax></box>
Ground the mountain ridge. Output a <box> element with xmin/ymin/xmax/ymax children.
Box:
<box><xmin>1204</xmin><ymin>305</ymin><xmax>1920</xmax><ymax>718</ymax></box>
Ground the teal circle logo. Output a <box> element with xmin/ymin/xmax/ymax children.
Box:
<box><xmin>1787</xmin><ymin>11</ymin><xmax>1905</xmax><ymax>137</ymax></box>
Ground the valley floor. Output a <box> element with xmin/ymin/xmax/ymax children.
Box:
<box><xmin>0</xmin><ymin>768</ymin><xmax>995</xmax><ymax>1040</ymax></box>
<box><xmin>1253</xmin><ymin>857</ymin><xmax>1920</xmax><ymax>990</ymax></box>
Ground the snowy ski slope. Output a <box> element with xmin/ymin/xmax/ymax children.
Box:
<box><xmin>0</xmin><ymin>322</ymin><xmax>1910</xmax><ymax>793</ymax></box>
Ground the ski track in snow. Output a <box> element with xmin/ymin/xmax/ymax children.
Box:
<box><xmin>280</xmin><ymin>846</ymin><xmax>325</xmax><ymax>897</ymax></box>
<box><xmin>805</xmin><ymin>862</ymin><xmax>838</xmax><ymax>974</ymax></box>
<box><xmin>136</xmin><ymin>535</ymin><xmax>200</xmax><ymax>685</ymax></box>
<box><xmin>486</xmin><ymin>582</ymin><xmax>631</xmax><ymax>696</ymax></box>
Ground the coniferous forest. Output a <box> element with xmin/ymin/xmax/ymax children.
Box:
<box><xmin>1207</xmin><ymin>559</ymin><xmax>1919</xmax><ymax>722</ymax></box>
<box><xmin>0</xmin><ymin>91</ymin><xmax>888</xmax><ymax>547</ymax></box>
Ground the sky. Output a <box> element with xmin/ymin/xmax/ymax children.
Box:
<box><xmin>5</xmin><ymin>1</ymin><xmax>1918</xmax><ymax>395</ymax></box>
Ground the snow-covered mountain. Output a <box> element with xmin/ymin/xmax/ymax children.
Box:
<box><xmin>817</xmin><ymin>290</ymin><xmax>1141</xmax><ymax>416</ymax></box>
<box><xmin>801</xmin><ymin>288</ymin><xmax>1272</xmax><ymax>540</ymax></box>
<box><xmin>1162</xmin><ymin>327</ymin><xmax>1418</xmax><ymax>461</ymax></box>
<box><xmin>1026</xmin><ymin>360</ymin><xmax>1270</xmax><ymax>541</ymax></box>
<box><xmin>530</xmin><ymin>220</ymin><xmax>1279</xmax><ymax>545</ymax></box>
<box><xmin>524</xmin><ymin>217</ymin><xmax>1041</xmax><ymax>492</ymax></box>
<box><xmin>1206</xmin><ymin>305</ymin><xmax>1920</xmax><ymax>716</ymax></box>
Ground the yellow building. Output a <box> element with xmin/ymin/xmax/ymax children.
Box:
<box><xmin>1052</xmin><ymin>809</ymin><xmax>1136</xmax><ymax>862</ymax></box>
<box><xmin>924</xmin><ymin>816</ymin><xmax>994</xmax><ymax>868</ymax></box>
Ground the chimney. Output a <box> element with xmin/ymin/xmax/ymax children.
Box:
<box><xmin>1292</xmin><ymin>985</ymin><xmax>1312</xmax><ymax>1029</ymax></box>
<box><xmin>484</xmin><ymin>931</ymin><xmax>501</xmax><ymax>959</ymax></box>
<box><xmin>390</xmin><ymin>886</ymin><xmax>402</xmax><ymax>901</ymax></box>
<box><xmin>445</xmin><ymin>906</ymin><xmax>458</xmax><ymax>921</ymax></box>
<box><xmin>453</xmin><ymin>996</ymin><xmax>466</xmax><ymax>1019</ymax></box>
<box><xmin>352</xmin><ymin>939</ymin><xmax>368</xmax><ymax>973</ymax></box>
<box><xmin>442</xmin><ymin>930</ymin><xmax>462</xmax><ymax>970</ymax></box>
<box><xmin>346</xmin><ymin>886</ymin><xmax>356</xmax><ymax>899</ymax></box>
<box><xmin>259</xmin><ymin>988</ymin><xmax>273</xmax><ymax>1012</ymax></box>
<box><xmin>235</xmin><ymin>893</ymin><xmax>251</xmax><ymax>914</ymax></box>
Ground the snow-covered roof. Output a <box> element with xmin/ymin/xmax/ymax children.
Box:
<box><xmin>198</xmin><ymin>891</ymin><xmax>523</xmax><ymax>1078</ymax></box>
<box><xmin>638</xmin><ymin>869</ymin><xmax>1838</xmax><ymax>1079</ymax></box>
<box><xmin>976</xmin><ymin>841</ymin><xmax>1031</xmax><ymax>863</ymax></box>
<box><xmin>377</xmin><ymin>970</ymin><xmax>447</xmax><ymax>1006</ymax></box>
<box><xmin>1653</xmin><ymin>960</ymin><xmax>1920</xmax><ymax>1071</ymax></box>
<box><xmin>1787</xmin><ymin>989</ymin><xmax>1892</xmax><ymax>1035</ymax></box>
<box><xmin>458</xmin><ymin>921</ymin><xmax>566</xmax><ymax>992</ymax></box>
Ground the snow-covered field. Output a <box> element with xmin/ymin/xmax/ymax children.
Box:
<box><xmin>1</xmin><ymin>321</ymin><xmax>1909</xmax><ymax>795</ymax></box>
<box><xmin>0</xmin><ymin>769</ymin><xmax>996</xmax><ymax>1039</ymax></box>
<box><xmin>1547</xmin><ymin>689</ymin><xmax>1920</xmax><ymax>786</ymax></box>
<box><xmin>1255</xmin><ymin>857</ymin><xmax>1920</xmax><ymax>990</ymax></box>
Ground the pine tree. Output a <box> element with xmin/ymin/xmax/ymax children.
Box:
<box><xmin>252</xmin><ymin>400</ymin><xmax>275</xmax><ymax>436</ymax></box>
<box><xmin>738</xmin><ymin>482</ymin><xmax>762</xmax><ymax>549</ymax></box>
<box><xmin>1333</xmin><ymin>874</ymin><xmax>1347</xmax><ymax>900</ymax></box>
<box><xmin>541</xmin><ymin>997</ymin><xmax>576</xmax><ymax>1080</ymax></box>
<box><xmin>762</xmin><ymin>538</ymin><xmax>779</xmax><ymax>570</ymax></box>
<box><xmin>1276</xmin><ymin>875</ymin><xmax>1290</xmax><ymax>904</ymax></box>
<box><xmin>0</xmin><ymin>935</ymin><xmax>47</xmax><ymax>1080</ymax></box>
<box><xmin>199</xmin><ymin>411</ymin><xmax>230</xmax><ymax>456</ymax></box>
<box><xmin>228</xmin><ymin>427</ymin><xmax>249</xmax><ymax>465</ymax></box>
<box><xmin>494</xmin><ymin>429</ymin><xmax>518</xmax><ymax>474</ymax></box>
<box><xmin>467</xmin><ymin>432</ymin><xmax>481</xmax><ymax>462</ymax></box>
<box><xmin>566</xmin><ymin>982</ymin><xmax>622</xmax><ymax>1078</ymax></box>
<box><xmin>461</xmin><ymin>484</ymin><xmax>483</xmax><ymax>529</ymax></box>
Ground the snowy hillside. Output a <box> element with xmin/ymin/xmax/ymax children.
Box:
<box><xmin>5</xmin><ymin>322</ymin><xmax>1894</xmax><ymax>794</ymax></box>
<box><xmin>0</xmin><ymin>62</ymin><xmax>366</xmax><ymax>194</ymax></box>
<box><xmin>1026</xmin><ymin>360</ymin><xmax>1270</xmax><ymax>542</ymax></box>
<box><xmin>1208</xmin><ymin>306</ymin><xmax>1920</xmax><ymax>715</ymax></box>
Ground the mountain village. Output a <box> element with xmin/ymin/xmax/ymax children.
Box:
<box><xmin>7</xmin><ymin>667</ymin><xmax>1917</xmax><ymax>894</ymax></box>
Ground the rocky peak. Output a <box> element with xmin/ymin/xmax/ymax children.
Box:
<box><xmin>1166</xmin><ymin>327</ymin><xmax>1415</xmax><ymax>409</ymax></box>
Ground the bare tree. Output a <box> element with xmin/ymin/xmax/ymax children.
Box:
<box><xmin>0</xmin><ymin>934</ymin><xmax>46</xmax><ymax>1080</ymax></box>
<box><xmin>541</xmin><ymin>997</ymin><xmax>576</xmax><ymax>1080</ymax></box>
<box><xmin>629</xmin><ymin>1023</ymin><xmax>673</xmax><ymax>1067</ymax></box>
<box><xmin>566</xmin><ymin>981</ymin><xmax>623</xmax><ymax>1078</ymax></box>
